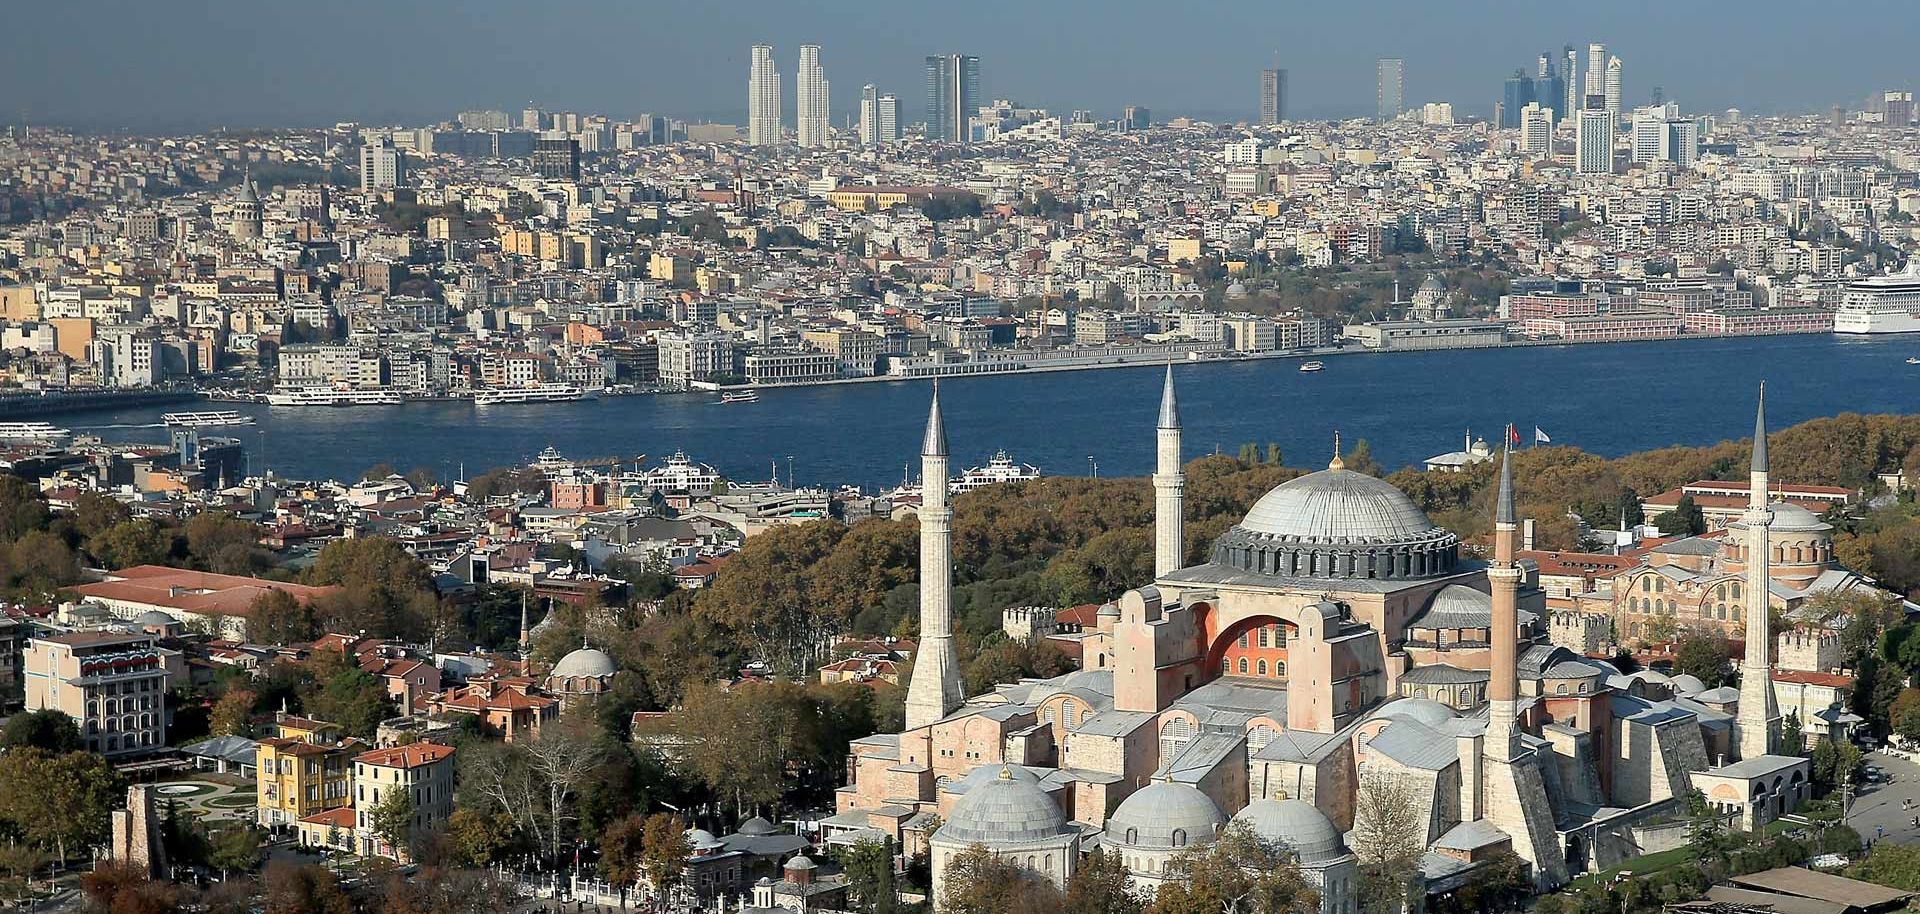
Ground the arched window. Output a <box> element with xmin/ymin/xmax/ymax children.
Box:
<box><xmin>1258</xmin><ymin>659</ymin><xmax>1268</xmax><ymax>676</ymax></box>
<box><xmin>1732</xmin><ymin>583</ymin><xmax>1742</xmax><ymax>599</ymax></box>
<box><xmin>1642</xmin><ymin>577</ymin><xmax>1652</xmax><ymax>592</ymax></box>
<box><xmin>1238</xmin><ymin>632</ymin><xmax>1249</xmax><ymax>649</ymax></box>
<box><xmin>1043</xmin><ymin>705</ymin><xmax>1056</xmax><ymax>726</ymax></box>
<box><xmin>1238</xmin><ymin>657</ymin><xmax>1249</xmax><ymax>674</ymax></box>
<box><xmin>1222</xmin><ymin>659</ymin><xmax>1232</xmax><ymax>676</ymax></box>
<box><xmin>1172</xmin><ymin>828</ymin><xmax>1188</xmax><ymax>847</ymax></box>
<box><xmin>1275</xmin><ymin>661</ymin><xmax>1287</xmax><ymax>676</ymax></box>
<box><xmin>1125</xmin><ymin>828</ymin><xmax>1138</xmax><ymax>845</ymax></box>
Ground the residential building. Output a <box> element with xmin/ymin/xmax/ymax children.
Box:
<box><xmin>257</xmin><ymin>716</ymin><xmax>360</xmax><ymax>828</ymax></box>
<box><xmin>23</xmin><ymin>632</ymin><xmax>172</xmax><ymax>757</ymax></box>
<box><xmin>533</xmin><ymin>137</ymin><xmax>581</xmax><ymax>181</ymax></box>
<box><xmin>352</xmin><ymin>743</ymin><xmax>457</xmax><ymax>858</ymax></box>
<box><xmin>1576</xmin><ymin>109</ymin><xmax>1614</xmax><ymax>174</ymax></box>
<box><xmin>359</xmin><ymin>139</ymin><xmax>405</xmax><ymax>192</ymax></box>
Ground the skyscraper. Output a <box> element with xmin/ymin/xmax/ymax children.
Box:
<box><xmin>1377</xmin><ymin>58</ymin><xmax>1404</xmax><ymax>123</ymax></box>
<box><xmin>1575</xmin><ymin>108</ymin><xmax>1614</xmax><ymax>174</ymax></box>
<box><xmin>359</xmin><ymin>139</ymin><xmax>405</xmax><ymax>192</ymax></box>
<box><xmin>747</xmin><ymin>44</ymin><xmax>782</xmax><ymax>146</ymax></box>
<box><xmin>1259</xmin><ymin>68</ymin><xmax>1287</xmax><ymax>124</ymax></box>
<box><xmin>1564</xmin><ymin>46</ymin><xmax>1580</xmax><ymax>123</ymax></box>
<box><xmin>1501</xmin><ymin>71</ymin><xmax>1535</xmax><ymax>128</ymax></box>
<box><xmin>795</xmin><ymin>45</ymin><xmax>829</xmax><ymax>148</ymax></box>
<box><xmin>1123</xmin><ymin>106</ymin><xmax>1151</xmax><ymax>131</ymax></box>
<box><xmin>925</xmin><ymin>54</ymin><xmax>980</xmax><ymax>142</ymax></box>
<box><xmin>1584</xmin><ymin>43</ymin><xmax>1607</xmax><ymax>104</ymax></box>
<box><xmin>859</xmin><ymin>85</ymin><xmax>899</xmax><ymax>147</ymax></box>
<box><xmin>1605</xmin><ymin>56</ymin><xmax>1623</xmax><ymax>118</ymax></box>
<box><xmin>532</xmin><ymin>137</ymin><xmax>581</xmax><ymax>180</ymax></box>
<box><xmin>1520</xmin><ymin>102</ymin><xmax>1554</xmax><ymax>154</ymax></box>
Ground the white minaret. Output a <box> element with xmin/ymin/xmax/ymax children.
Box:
<box><xmin>1153</xmin><ymin>366</ymin><xmax>1185</xmax><ymax>579</ymax></box>
<box><xmin>747</xmin><ymin>45</ymin><xmax>782</xmax><ymax>146</ymax></box>
<box><xmin>1736</xmin><ymin>382</ymin><xmax>1781</xmax><ymax>760</ymax></box>
<box><xmin>905</xmin><ymin>384</ymin><xmax>964</xmax><ymax>730</ymax></box>
<box><xmin>1485</xmin><ymin>442</ymin><xmax>1522</xmax><ymax>761</ymax></box>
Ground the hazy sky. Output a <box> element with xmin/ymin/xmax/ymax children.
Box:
<box><xmin>5</xmin><ymin>0</ymin><xmax>1916</xmax><ymax>131</ymax></box>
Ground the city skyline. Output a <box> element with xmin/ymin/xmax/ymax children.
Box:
<box><xmin>6</xmin><ymin>0</ymin><xmax>1920</xmax><ymax>131</ymax></box>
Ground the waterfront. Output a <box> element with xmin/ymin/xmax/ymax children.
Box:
<box><xmin>66</xmin><ymin>334</ymin><xmax>1920</xmax><ymax>488</ymax></box>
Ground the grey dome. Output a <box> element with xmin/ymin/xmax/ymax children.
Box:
<box><xmin>1730</xmin><ymin>501</ymin><xmax>1830</xmax><ymax>535</ymax></box>
<box><xmin>1105</xmin><ymin>781</ymin><xmax>1225</xmax><ymax>850</ymax></box>
<box><xmin>1232</xmin><ymin>799</ymin><xmax>1344</xmax><ymax>864</ymax></box>
<box><xmin>134</xmin><ymin>610</ymin><xmax>178</xmax><ymax>626</ymax></box>
<box><xmin>939</xmin><ymin>767</ymin><xmax>1070</xmax><ymax>846</ymax></box>
<box><xmin>552</xmin><ymin>647</ymin><xmax>616</xmax><ymax>678</ymax></box>
<box><xmin>1377</xmin><ymin>698</ymin><xmax>1456</xmax><ymax>727</ymax></box>
<box><xmin>784</xmin><ymin>855</ymin><xmax>816</xmax><ymax>871</ymax></box>
<box><xmin>1240</xmin><ymin>469</ymin><xmax>1435</xmax><ymax>542</ymax></box>
<box><xmin>686</xmin><ymin>828</ymin><xmax>722</xmax><ymax>850</ymax></box>
<box><xmin>737</xmin><ymin>816</ymin><xmax>781</xmax><ymax>836</ymax></box>
<box><xmin>1407</xmin><ymin>584</ymin><xmax>1491</xmax><ymax>629</ymax></box>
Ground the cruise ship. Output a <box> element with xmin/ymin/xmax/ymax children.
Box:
<box><xmin>264</xmin><ymin>387</ymin><xmax>404</xmax><ymax>407</ymax></box>
<box><xmin>472</xmin><ymin>384</ymin><xmax>594</xmax><ymax>406</ymax></box>
<box><xmin>163</xmin><ymin>410</ymin><xmax>255</xmax><ymax>428</ymax></box>
<box><xmin>1835</xmin><ymin>265</ymin><xmax>1920</xmax><ymax>334</ymax></box>
<box><xmin>952</xmin><ymin>450</ymin><xmax>1042</xmax><ymax>492</ymax></box>
<box><xmin>0</xmin><ymin>422</ymin><xmax>70</xmax><ymax>443</ymax></box>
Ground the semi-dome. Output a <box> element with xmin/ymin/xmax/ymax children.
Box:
<box><xmin>1231</xmin><ymin>798</ymin><xmax>1344</xmax><ymax>864</ymax></box>
<box><xmin>1376</xmin><ymin>697</ymin><xmax>1457</xmax><ymax>727</ymax></box>
<box><xmin>939</xmin><ymin>767</ymin><xmax>1070</xmax><ymax>846</ymax></box>
<box><xmin>1211</xmin><ymin>468</ymin><xmax>1461</xmax><ymax>581</ymax></box>
<box><xmin>1105</xmin><ymin>780</ymin><xmax>1225</xmax><ymax>850</ymax></box>
<box><xmin>552</xmin><ymin>647</ymin><xmax>617</xmax><ymax>678</ymax></box>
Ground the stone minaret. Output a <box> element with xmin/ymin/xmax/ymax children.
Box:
<box><xmin>906</xmin><ymin>384</ymin><xmax>964</xmax><ymax>730</ymax></box>
<box><xmin>1736</xmin><ymin>383</ymin><xmax>1781</xmax><ymax>760</ymax></box>
<box><xmin>1485</xmin><ymin>442</ymin><xmax>1522</xmax><ymax>761</ymax></box>
<box><xmin>1153</xmin><ymin>366</ymin><xmax>1185</xmax><ymax>579</ymax></box>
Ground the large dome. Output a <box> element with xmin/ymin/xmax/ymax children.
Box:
<box><xmin>1211</xmin><ymin>468</ymin><xmax>1461</xmax><ymax>581</ymax></box>
<box><xmin>1231</xmin><ymin>798</ymin><xmax>1345</xmax><ymax>864</ymax></box>
<box><xmin>552</xmin><ymin>647</ymin><xmax>617</xmax><ymax>678</ymax></box>
<box><xmin>1240</xmin><ymin>469</ymin><xmax>1435</xmax><ymax>541</ymax></box>
<box><xmin>1105</xmin><ymin>780</ymin><xmax>1225</xmax><ymax>850</ymax></box>
<box><xmin>1729</xmin><ymin>501</ymin><xmax>1831</xmax><ymax>535</ymax></box>
<box><xmin>939</xmin><ymin>767</ymin><xmax>1071</xmax><ymax>846</ymax></box>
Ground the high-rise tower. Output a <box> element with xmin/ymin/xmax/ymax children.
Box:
<box><xmin>1377</xmin><ymin>58</ymin><xmax>1405</xmax><ymax>122</ymax></box>
<box><xmin>925</xmin><ymin>54</ymin><xmax>980</xmax><ymax>143</ymax></box>
<box><xmin>1153</xmin><ymin>367</ymin><xmax>1185</xmax><ymax>579</ymax></box>
<box><xmin>1604</xmin><ymin>56</ymin><xmax>1623</xmax><ymax>118</ymax></box>
<box><xmin>1735</xmin><ymin>383</ymin><xmax>1781</xmax><ymax>760</ymax></box>
<box><xmin>1260</xmin><ymin>68</ymin><xmax>1286</xmax><ymax>124</ymax></box>
<box><xmin>1564</xmin><ymin>46</ymin><xmax>1580</xmax><ymax>123</ymax></box>
<box><xmin>796</xmin><ymin>45</ymin><xmax>829</xmax><ymax>148</ymax></box>
<box><xmin>905</xmin><ymin>385</ymin><xmax>964</xmax><ymax>729</ymax></box>
<box><xmin>1584</xmin><ymin>43</ymin><xmax>1607</xmax><ymax>105</ymax></box>
<box><xmin>747</xmin><ymin>44</ymin><xmax>782</xmax><ymax>146</ymax></box>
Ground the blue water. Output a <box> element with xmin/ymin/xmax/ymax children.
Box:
<box><xmin>63</xmin><ymin>335</ymin><xmax>1920</xmax><ymax>488</ymax></box>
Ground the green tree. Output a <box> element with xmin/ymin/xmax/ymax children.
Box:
<box><xmin>11</xmin><ymin>530</ymin><xmax>79</xmax><ymax>594</ymax></box>
<box><xmin>692</xmin><ymin>520</ymin><xmax>847</xmax><ymax>674</ymax></box>
<box><xmin>1341</xmin><ymin>439</ymin><xmax>1382</xmax><ymax>477</ymax></box>
<box><xmin>0</xmin><ymin>749</ymin><xmax>123</xmax><ymax>863</ymax></box>
<box><xmin>0</xmin><ymin>708</ymin><xmax>80</xmax><ymax>752</ymax></box>
<box><xmin>1147</xmin><ymin>821</ymin><xmax>1318</xmax><ymax>914</ymax></box>
<box><xmin>843</xmin><ymin>837</ymin><xmax>901</xmax><ymax>914</ymax></box>
<box><xmin>299</xmin><ymin>656</ymin><xmax>396</xmax><ymax>739</ymax></box>
<box><xmin>1065</xmin><ymin>848</ymin><xmax>1141</xmax><ymax>914</ymax></box>
<box><xmin>90</xmin><ymin>519</ymin><xmax>173</xmax><ymax>569</ymax></box>
<box><xmin>1675</xmin><ymin>630</ymin><xmax>1734</xmax><ymax>688</ymax></box>
<box><xmin>445</xmin><ymin>808</ymin><xmax>520</xmax><ymax>866</ymax></box>
<box><xmin>0</xmin><ymin>476</ymin><xmax>48</xmax><ymax>542</ymax></box>
<box><xmin>1780</xmin><ymin>710</ymin><xmax>1805</xmax><ymax>755</ymax></box>
<box><xmin>205</xmin><ymin>824</ymin><xmax>264</xmax><ymax>878</ymax></box>
<box><xmin>70</xmin><ymin>491</ymin><xmax>132</xmax><ymax>540</ymax></box>
<box><xmin>185</xmin><ymin>513</ymin><xmax>268</xmax><ymax>575</ymax></box>
<box><xmin>248</xmin><ymin>588</ymin><xmax>318</xmax><ymax>645</ymax></box>
<box><xmin>1656</xmin><ymin>494</ymin><xmax>1707</xmax><ymax>536</ymax></box>
<box><xmin>941</xmin><ymin>844</ymin><xmax>1061</xmax><ymax>914</ymax></box>
<box><xmin>368</xmin><ymin>787</ymin><xmax>415</xmax><ymax>854</ymax></box>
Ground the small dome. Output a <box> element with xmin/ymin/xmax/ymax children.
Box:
<box><xmin>686</xmin><ymin>828</ymin><xmax>721</xmax><ymax>850</ymax></box>
<box><xmin>784</xmin><ymin>855</ymin><xmax>816</xmax><ymax>871</ymax></box>
<box><xmin>1105</xmin><ymin>781</ymin><xmax>1225</xmax><ymax>850</ymax></box>
<box><xmin>134</xmin><ymin>610</ymin><xmax>178</xmax><ymax>626</ymax></box>
<box><xmin>1231</xmin><ymin>799</ymin><xmax>1344</xmax><ymax>864</ymax></box>
<box><xmin>1097</xmin><ymin>602</ymin><xmax>1120</xmax><ymax>619</ymax></box>
<box><xmin>938</xmin><ymin>767</ymin><xmax>1070</xmax><ymax>846</ymax></box>
<box><xmin>552</xmin><ymin>647</ymin><xmax>616</xmax><ymax>678</ymax></box>
<box><xmin>1667</xmin><ymin>673</ymin><xmax>1707</xmax><ymax>696</ymax></box>
<box><xmin>1377</xmin><ymin>698</ymin><xmax>1456</xmax><ymax>727</ymax></box>
<box><xmin>1238</xmin><ymin>469</ymin><xmax>1437</xmax><ymax>542</ymax></box>
<box><xmin>737</xmin><ymin>816</ymin><xmax>781</xmax><ymax>836</ymax></box>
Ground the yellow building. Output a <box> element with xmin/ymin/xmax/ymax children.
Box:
<box><xmin>0</xmin><ymin>285</ymin><xmax>39</xmax><ymax>321</ymax></box>
<box><xmin>255</xmin><ymin>716</ymin><xmax>362</xmax><ymax>829</ymax></box>
<box><xmin>1166</xmin><ymin>237</ymin><xmax>1203</xmax><ymax>263</ymax></box>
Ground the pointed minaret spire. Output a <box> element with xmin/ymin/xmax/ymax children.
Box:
<box><xmin>517</xmin><ymin>588</ymin><xmax>530</xmax><ymax>655</ymax></box>
<box><xmin>1157</xmin><ymin>365</ymin><xmax>1180</xmax><ymax>430</ymax></box>
<box><xmin>1751</xmin><ymin>381</ymin><xmax>1768</xmax><ymax>475</ymax></box>
<box><xmin>1736</xmin><ymin>380</ymin><xmax>1780</xmax><ymax>759</ymax></box>
<box><xmin>922</xmin><ymin>381</ymin><xmax>947</xmax><ymax>457</ymax></box>
<box><xmin>1496</xmin><ymin>437</ymin><xmax>1517</xmax><ymax>525</ymax></box>
<box><xmin>1153</xmin><ymin>367</ymin><xmax>1186</xmax><ymax>578</ymax></box>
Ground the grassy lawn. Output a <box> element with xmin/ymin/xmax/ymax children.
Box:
<box><xmin>1566</xmin><ymin>844</ymin><xmax>1696</xmax><ymax>891</ymax></box>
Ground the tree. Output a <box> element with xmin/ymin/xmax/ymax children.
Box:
<box><xmin>91</xmin><ymin>520</ymin><xmax>173</xmax><ymax>569</ymax></box>
<box><xmin>248</xmin><ymin>588</ymin><xmax>318</xmax><ymax>645</ymax></box>
<box><xmin>0</xmin><ymin>708</ymin><xmax>80</xmax><ymax>752</ymax></box>
<box><xmin>11</xmin><ymin>530</ymin><xmax>79</xmax><ymax>594</ymax></box>
<box><xmin>210</xmin><ymin>688</ymin><xmax>257</xmax><ymax>737</ymax></box>
<box><xmin>1349</xmin><ymin>774</ymin><xmax>1424</xmax><ymax>914</ymax></box>
<box><xmin>298</xmin><ymin>661</ymin><xmax>395</xmax><ymax>739</ymax></box>
<box><xmin>940</xmin><ymin>844</ymin><xmax>1061</xmax><ymax>914</ymax></box>
<box><xmin>1147</xmin><ymin>822</ymin><xmax>1317</xmax><ymax>914</ymax></box>
<box><xmin>81</xmin><ymin>864</ymin><xmax>184</xmax><ymax>914</ymax></box>
<box><xmin>1675</xmin><ymin>630</ymin><xmax>1734</xmax><ymax>689</ymax></box>
<box><xmin>205</xmin><ymin>824</ymin><xmax>264</xmax><ymax>878</ymax></box>
<box><xmin>262</xmin><ymin>861</ymin><xmax>353</xmax><ymax>914</ymax></box>
<box><xmin>0</xmin><ymin>475</ymin><xmax>48</xmax><ymax>543</ymax></box>
<box><xmin>1064</xmin><ymin>848</ymin><xmax>1141</xmax><ymax>914</ymax></box>
<box><xmin>1656</xmin><ymin>495</ymin><xmax>1707</xmax><ymax>536</ymax></box>
<box><xmin>445</xmin><ymin>808</ymin><xmax>520</xmax><ymax>866</ymax></box>
<box><xmin>368</xmin><ymin>788</ymin><xmax>415</xmax><ymax>854</ymax></box>
<box><xmin>1780</xmin><ymin>710</ymin><xmax>1805</xmax><ymax>755</ymax></box>
<box><xmin>71</xmin><ymin>491</ymin><xmax>132</xmax><ymax>540</ymax></box>
<box><xmin>598</xmin><ymin>813</ymin><xmax>647</xmax><ymax>898</ymax></box>
<box><xmin>304</xmin><ymin>536</ymin><xmax>438</xmax><ymax>639</ymax></box>
<box><xmin>0</xmin><ymin>749</ymin><xmax>123</xmax><ymax>864</ymax></box>
<box><xmin>639</xmin><ymin>812</ymin><xmax>691</xmax><ymax>894</ymax></box>
<box><xmin>185</xmin><ymin>513</ymin><xmax>268</xmax><ymax>575</ymax></box>
<box><xmin>693</xmin><ymin>520</ymin><xmax>847</xmax><ymax>674</ymax></box>
<box><xmin>843</xmin><ymin>837</ymin><xmax>901</xmax><ymax>914</ymax></box>
<box><xmin>1342</xmin><ymin>439</ymin><xmax>1382</xmax><ymax>477</ymax></box>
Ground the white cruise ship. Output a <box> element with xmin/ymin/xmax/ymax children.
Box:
<box><xmin>952</xmin><ymin>450</ymin><xmax>1042</xmax><ymax>492</ymax></box>
<box><xmin>638</xmin><ymin>450</ymin><xmax>721</xmax><ymax>495</ymax></box>
<box><xmin>0</xmin><ymin>422</ymin><xmax>70</xmax><ymax>443</ymax></box>
<box><xmin>264</xmin><ymin>387</ymin><xmax>404</xmax><ymax>407</ymax></box>
<box><xmin>472</xmin><ymin>384</ymin><xmax>595</xmax><ymax>406</ymax></box>
<box><xmin>1835</xmin><ymin>265</ymin><xmax>1920</xmax><ymax>334</ymax></box>
<box><xmin>163</xmin><ymin>410</ymin><xmax>255</xmax><ymax>428</ymax></box>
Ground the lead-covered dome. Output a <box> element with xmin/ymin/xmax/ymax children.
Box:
<box><xmin>1105</xmin><ymin>780</ymin><xmax>1225</xmax><ymax>850</ymax></box>
<box><xmin>552</xmin><ymin>647</ymin><xmax>617</xmax><ymax>678</ymax></box>
<box><xmin>1212</xmin><ymin>468</ymin><xmax>1461</xmax><ymax>581</ymax></box>
<box><xmin>1231</xmin><ymin>798</ymin><xmax>1345</xmax><ymax>864</ymax></box>
<box><xmin>938</xmin><ymin>767</ymin><xmax>1071</xmax><ymax>846</ymax></box>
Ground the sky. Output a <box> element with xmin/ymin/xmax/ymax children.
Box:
<box><xmin>4</xmin><ymin>0</ymin><xmax>1917</xmax><ymax>132</ymax></box>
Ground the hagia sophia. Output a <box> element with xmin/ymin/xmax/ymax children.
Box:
<box><xmin>829</xmin><ymin>371</ymin><xmax>1826</xmax><ymax>911</ymax></box>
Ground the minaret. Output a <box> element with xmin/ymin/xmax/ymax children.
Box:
<box><xmin>1736</xmin><ymin>383</ymin><xmax>1781</xmax><ymax>760</ymax></box>
<box><xmin>1485</xmin><ymin>440</ymin><xmax>1522</xmax><ymax>761</ymax></box>
<box><xmin>905</xmin><ymin>384</ymin><xmax>964</xmax><ymax>730</ymax></box>
<box><xmin>517</xmin><ymin>588</ymin><xmax>530</xmax><ymax>655</ymax></box>
<box><xmin>1153</xmin><ymin>366</ymin><xmax>1185</xmax><ymax>579</ymax></box>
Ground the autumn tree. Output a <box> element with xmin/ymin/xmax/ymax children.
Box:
<box><xmin>0</xmin><ymin>749</ymin><xmax>123</xmax><ymax>864</ymax></box>
<box><xmin>598</xmin><ymin>813</ymin><xmax>647</xmax><ymax>901</ymax></box>
<box><xmin>262</xmin><ymin>861</ymin><xmax>353</xmax><ymax>914</ymax></box>
<box><xmin>248</xmin><ymin>588</ymin><xmax>318</xmax><ymax>645</ymax></box>
<box><xmin>1148</xmin><ymin>822</ymin><xmax>1317</xmax><ymax>914</ymax></box>
<box><xmin>692</xmin><ymin>519</ymin><xmax>846</xmax><ymax>674</ymax></box>
<box><xmin>1349</xmin><ymin>774</ymin><xmax>1425</xmax><ymax>914</ymax></box>
<box><xmin>210</xmin><ymin>688</ymin><xmax>257</xmax><ymax>737</ymax></box>
<box><xmin>940</xmin><ymin>844</ymin><xmax>1061</xmax><ymax>914</ymax></box>
<box><xmin>91</xmin><ymin>520</ymin><xmax>173</xmax><ymax>569</ymax></box>
<box><xmin>185</xmin><ymin>513</ymin><xmax>268</xmax><ymax>575</ymax></box>
<box><xmin>1064</xmin><ymin>848</ymin><xmax>1141</xmax><ymax>914</ymax></box>
<box><xmin>639</xmin><ymin>813</ymin><xmax>691</xmax><ymax>894</ymax></box>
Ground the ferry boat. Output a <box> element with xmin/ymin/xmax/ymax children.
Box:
<box><xmin>472</xmin><ymin>384</ymin><xmax>593</xmax><ymax>406</ymax></box>
<box><xmin>1908</xmin><ymin>358</ymin><xmax>1920</xmax><ymax>365</ymax></box>
<box><xmin>163</xmin><ymin>410</ymin><xmax>255</xmax><ymax>428</ymax></box>
<box><xmin>1835</xmin><ymin>264</ymin><xmax>1920</xmax><ymax>334</ymax></box>
<box><xmin>952</xmin><ymin>450</ymin><xmax>1042</xmax><ymax>493</ymax></box>
<box><xmin>1298</xmin><ymin>360</ymin><xmax>1326</xmax><ymax>372</ymax></box>
<box><xmin>718</xmin><ymin>390</ymin><xmax>760</xmax><ymax>404</ymax></box>
<box><xmin>638</xmin><ymin>450</ymin><xmax>721</xmax><ymax>495</ymax></box>
<box><xmin>0</xmin><ymin>422</ymin><xmax>70</xmax><ymax>442</ymax></box>
<box><xmin>264</xmin><ymin>386</ymin><xmax>404</xmax><ymax>407</ymax></box>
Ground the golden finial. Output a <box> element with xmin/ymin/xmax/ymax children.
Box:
<box><xmin>1328</xmin><ymin>430</ymin><xmax>1345</xmax><ymax>471</ymax></box>
<box><xmin>998</xmin><ymin>766</ymin><xmax>1013</xmax><ymax>780</ymax></box>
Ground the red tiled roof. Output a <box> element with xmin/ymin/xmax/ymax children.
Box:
<box><xmin>71</xmin><ymin>565</ymin><xmax>335</xmax><ymax>618</ymax></box>
<box><xmin>1772</xmin><ymin>669</ymin><xmax>1854</xmax><ymax>688</ymax></box>
<box><xmin>353</xmin><ymin>742</ymin><xmax>455</xmax><ymax>768</ymax></box>
<box><xmin>298</xmin><ymin>806</ymin><xmax>356</xmax><ymax>828</ymax></box>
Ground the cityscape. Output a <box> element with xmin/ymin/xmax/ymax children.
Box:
<box><xmin>6</xmin><ymin>6</ymin><xmax>1920</xmax><ymax>914</ymax></box>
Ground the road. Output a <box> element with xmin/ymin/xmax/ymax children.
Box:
<box><xmin>1845</xmin><ymin>749</ymin><xmax>1920</xmax><ymax>847</ymax></box>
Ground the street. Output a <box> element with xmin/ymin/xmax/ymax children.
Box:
<box><xmin>1845</xmin><ymin>750</ymin><xmax>1920</xmax><ymax>847</ymax></box>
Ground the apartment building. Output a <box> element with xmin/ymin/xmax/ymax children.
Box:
<box><xmin>23</xmin><ymin>632</ymin><xmax>173</xmax><ymax>757</ymax></box>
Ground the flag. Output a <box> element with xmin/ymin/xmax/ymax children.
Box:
<box><xmin>1506</xmin><ymin>424</ymin><xmax>1521</xmax><ymax>447</ymax></box>
<box><xmin>1535</xmin><ymin>426</ymin><xmax>1552</xmax><ymax>444</ymax></box>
